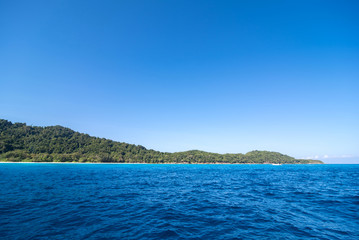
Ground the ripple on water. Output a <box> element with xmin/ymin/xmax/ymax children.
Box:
<box><xmin>0</xmin><ymin>164</ymin><xmax>358</xmax><ymax>239</ymax></box>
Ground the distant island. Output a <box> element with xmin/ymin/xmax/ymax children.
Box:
<box><xmin>0</xmin><ymin>119</ymin><xmax>323</xmax><ymax>164</ymax></box>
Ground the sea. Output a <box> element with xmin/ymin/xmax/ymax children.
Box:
<box><xmin>0</xmin><ymin>163</ymin><xmax>358</xmax><ymax>239</ymax></box>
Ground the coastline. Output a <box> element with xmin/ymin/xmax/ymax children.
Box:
<box><xmin>0</xmin><ymin>161</ymin><xmax>324</xmax><ymax>164</ymax></box>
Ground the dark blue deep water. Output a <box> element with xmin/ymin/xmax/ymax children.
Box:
<box><xmin>0</xmin><ymin>164</ymin><xmax>358</xmax><ymax>239</ymax></box>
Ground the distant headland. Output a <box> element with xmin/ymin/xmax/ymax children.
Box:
<box><xmin>0</xmin><ymin>119</ymin><xmax>323</xmax><ymax>164</ymax></box>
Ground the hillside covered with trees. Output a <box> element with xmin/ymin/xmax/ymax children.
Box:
<box><xmin>0</xmin><ymin>119</ymin><xmax>323</xmax><ymax>164</ymax></box>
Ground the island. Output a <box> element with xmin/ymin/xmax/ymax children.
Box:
<box><xmin>0</xmin><ymin>119</ymin><xmax>323</xmax><ymax>164</ymax></box>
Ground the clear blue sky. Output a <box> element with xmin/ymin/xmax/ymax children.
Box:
<box><xmin>1</xmin><ymin>1</ymin><xmax>358</xmax><ymax>163</ymax></box>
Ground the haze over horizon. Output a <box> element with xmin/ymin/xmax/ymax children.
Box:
<box><xmin>1</xmin><ymin>1</ymin><xmax>358</xmax><ymax>163</ymax></box>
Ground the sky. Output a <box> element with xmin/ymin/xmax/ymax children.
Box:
<box><xmin>1</xmin><ymin>0</ymin><xmax>358</xmax><ymax>163</ymax></box>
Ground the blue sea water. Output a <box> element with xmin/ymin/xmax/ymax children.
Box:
<box><xmin>0</xmin><ymin>164</ymin><xmax>358</xmax><ymax>239</ymax></box>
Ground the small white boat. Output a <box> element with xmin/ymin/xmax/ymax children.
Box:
<box><xmin>272</xmin><ymin>163</ymin><xmax>282</xmax><ymax>165</ymax></box>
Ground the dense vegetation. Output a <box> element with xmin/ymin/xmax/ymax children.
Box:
<box><xmin>0</xmin><ymin>119</ymin><xmax>323</xmax><ymax>164</ymax></box>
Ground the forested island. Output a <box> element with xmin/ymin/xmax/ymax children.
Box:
<box><xmin>0</xmin><ymin>119</ymin><xmax>323</xmax><ymax>164</ymax></box>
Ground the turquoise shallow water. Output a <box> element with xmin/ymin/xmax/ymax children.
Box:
<box><xmin>0</xmin><ymin>163</ymin><xmax>358</xmax><ymax>239</ymax></box>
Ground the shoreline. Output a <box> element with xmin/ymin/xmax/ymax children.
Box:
<box><xmin>0</xmin><ymin>161</ymin><xmax>324</xmax><ymax>165</ymax></box>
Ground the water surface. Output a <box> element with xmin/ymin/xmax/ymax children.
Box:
<box><xmin>0</xmin><ymin>164</ymin><xmax>358</xmax><ymax>239</ymax></box>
